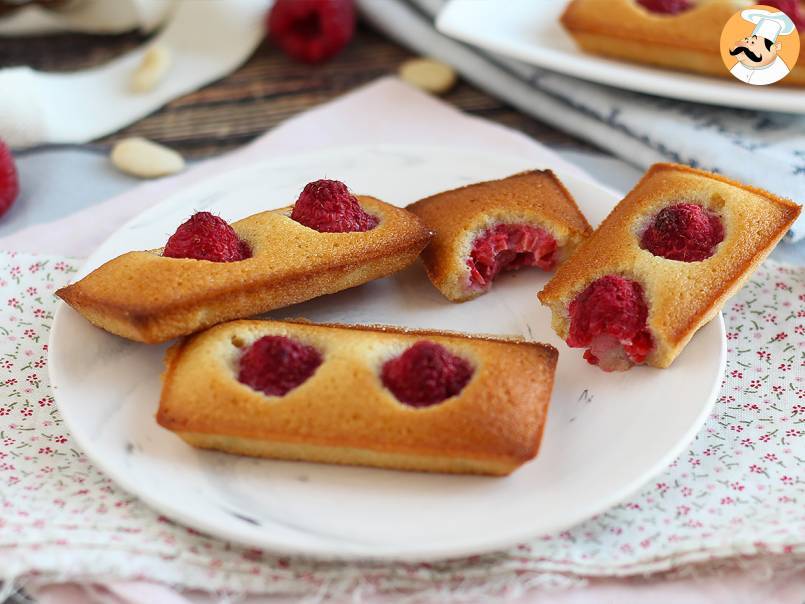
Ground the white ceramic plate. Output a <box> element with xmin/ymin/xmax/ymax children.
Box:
<box><xmin>49</xmin><ymin>145</ymin><xmax>725</xmax><ymax>561</ymax></box>
<box><xmin>437</xmin><ymin>0</ymin><xmax>805</xmax><ymax>115</ymax></box>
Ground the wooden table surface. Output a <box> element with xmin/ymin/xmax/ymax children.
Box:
<box><xmin>0</xmin><ymin>20</ymin><xmax>593</xmax><ymax>158</ymax></box>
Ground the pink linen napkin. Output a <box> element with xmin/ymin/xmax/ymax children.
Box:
<box><xmin>29</xmin><ymin>570</ymin><xmax>805</xmax><ymax>604</ymax></box>
<box><xmin>0</xmin><ymin>77</ymin><xmax>592</xmax><ymax>257</ymax></box>
<box><xmin>1</xmin><ymin>78</ymin><xmax>802</xmax><ymax>602</ymax></box>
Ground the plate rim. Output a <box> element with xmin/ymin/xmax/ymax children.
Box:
<box><xmin>48</xmin><ymin>143</ymin><xmax>727</xmax><ymax>561</ymax></box>
<box><xmin>436</xmin><ymin>0</ymin><xmax>805</xmax><ymax>115</ymax></box>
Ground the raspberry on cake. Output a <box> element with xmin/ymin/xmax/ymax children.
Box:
<box><xmin>57</xmin><ymin>182</ymin><xmax>431</xmax><ymax>343</ymax></box>
<box><xmin>238</xmin><ymin>335</ymin><xmax>322</xmax><ymax>396</ymax></box>
<box><xmin>381</xmin><ymin>340</ymin><xmax>474</xmax><ymax>407</ymax></box>
<box><xmin>567</xmin><ymin>275</ymin><xmax>653</xmax><ymax>372</ymax></box>
<box><xmin>290</xmin><ymin>179</ymin><xmax>378</xmax><ymax>232</ymax></box>
<box><xmin>407</xmin><ymin>171</ymin><xmax>592</xmax><ymax>303</ymax></box>
<box><xmin>561</xmin><ymin>0</ymin><xmax>805</xmax><ymax>86</ymax></box>
<box><xmin>539</xmin><ymin>163</ymin><xmax>801</xmax><ymax>371</ymax></box>
<box><xmin>467</xmin><ymin>224</ymin><xmax>557</xmax><ymax>290</ymax></box>
<box><xmin>157</xmin><ymin>319</ymin><xmax>558</xmax><ymax>476</ymax></box>
<box><xmin>636</xmin><ymin>0</ymin><xmax>692</xmax><ymax>15</ymax></box>
<box><xmin>163</xmin><ymin>212</ymin><xmax>251</xmax><ymax>262</ymax></box>
<box><xmin>764</xmin><ymin>0</ymin><xmax>805</xmax><ymax>31</ymax></box>
<box><xmin>640</xmin><ymin>203</ymin><xmax>724</xmax><ymax>262</ymax></box>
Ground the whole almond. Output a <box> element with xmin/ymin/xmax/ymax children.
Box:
<box><xmin>131</xmin><ymin>45</ymin><xmax>172</xmax><ymax>93</ymax></box>
<box><xmin>110</xmin><ymin>137</ymin><xmax>185</xmax><ymax>179</ymax></box>
<box><xmin>399</xmin><ymin>58</ymin><xmax>457</xmax><ymax>94</ymax></box>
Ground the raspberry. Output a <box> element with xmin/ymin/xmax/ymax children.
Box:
<box><xmin>567</xmin><ymin>275</ymin><xmax>653</xmax><ymax>372</ymax></box>
<box><xmin>290</xmin><ymin>179</ymin><xmax>378</xmax><ymax>233</ymax></box>
<box><xmin>0</xmin><ymin>138</ymin><xmax>19</xmax><ymax>219</ymax></box>
<box><xmin>163</xmin><ymin>211</ymin><xmax>250</xmax><ymax>262</ymax></box>
<box><xmin>381</xmin><ymin>341</ymin><xmax>474</xmax><ymax>408</ymax></box>
<box><xmin>467</xmin><ymin>224</ymin><xmax>557</xmax><ymax>289</ymax></box>
<box><xmin>636</xmin><ymin>0</ymin><xmax>693</xmax><ymax>15</ymax></box>
<box><xmin>640</xmin><ymin>203</ymin><xmax>723</xmax><ymax>262</ymax></box>
<box><xmin>267</xmin><ymin>0</ymin><xmax>356</xmax><ymax>64</ymax></box>
<box><xmin>762</xmin><ymin>0</ymin><xmax>805</xmax><ymax>31</ymax></box>
<box><xmin>238</xmin><ymin>336</ymin><xmax>322</xmax><ymax>397</ymax></box>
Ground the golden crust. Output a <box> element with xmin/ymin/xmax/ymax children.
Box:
<box><xmin>406</xmin><ymin>171</ymin><xmax>592</xmax><ymax>303</ymax></box>
<box><xmin>538</xmin><ymin>163</ymin><xmax>801</xmax><ymax>368</ymax></box>
<box><xmin>57</xmin><ymin>197</ymin><xmax>432</xmax><ymax>343</ymax></box>
<box><xmin>157</xmin><ymin>319</ymin><xmax>559</xmax><ymax>476</ymax></box>
<box><xmin>561</xmin><ymin>0</ymin><xmax>805</xmax><ymax>86</ymax></box>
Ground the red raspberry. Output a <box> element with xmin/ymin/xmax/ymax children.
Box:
<box><xmin>636</xmin><ymin>0</ymin><xmax>693</xmax><ymax>15</ymax></box>
<box><xmin>567</xmin><ymin>275</ymin><xmax>653</xmax><ymax>372</ymax></box>
<box><xmin>0</xmin><ymin>138</ymin><xmax>19</xmax><ymax>219</ymax></box>
<box><xmin>762</xmin><ymin>1</ymin><xmax>805</xmax><ymax>31</ymax></box>
<box><xmin>267</xmin><ymin>0</ymin><xmax>355</xmax><ymax>64</ymax></box>
<box><xmin>640</xmin><ymin>203</ymin><xmax>723</xmax><ymax>262</ymax></box>
<box><xmin>238</xmin><ymin>335</ymin><xmax>322</xmax><ymax>397</ymax></box>
<box><xmin>467</xmin><ymin>224</ymin><xmax>557</xmax><ymax>289</ymax></box>
<box><xmin>163</xmin><ymin>211</ymin><xmax>250</xmax><ymax>262</ymax></box>
<box><xmin>381</xmin><ymin>341</ymin><xmax>474</xmax><ymax>408</ymax></box>
<box><xmin>290</xmin><ymin>179</ymin><xmax>378</xmax><ymax>233</ymax></box>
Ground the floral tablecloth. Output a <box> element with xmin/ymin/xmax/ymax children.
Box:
<box><xmin>0</xmin><ymin>250</ymin><xmax>802</xmax><ymax>601</ymax></box>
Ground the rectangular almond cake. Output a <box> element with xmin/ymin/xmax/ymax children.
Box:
<box><xmin>538</xmin><ymin>163</ymin><xmax>801</xmax><ymax>371</ymax></box>
<box><xmin>407</xmin><ymin>170</ymin><xmax>592</xmax><ymax>302</ymax></box>
<box><xmin>561</xmin><ymin>0</ymin><xmax>805</xmax><ymax>86</ymax></box>
<box><xmin>157</xmin><ymin>319</ymin><xmax>558</xmax><ymax>476</ymax></box>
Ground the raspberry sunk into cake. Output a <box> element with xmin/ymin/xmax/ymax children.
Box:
<box><xmin>407</xmin><ymin>170</ymin><xmax>592</xmax><ymax>303</ymax></box>
<box><xmin>640</xmin><ymin>203</ymin><xmax>723</xmax><ymax>262</ymax></box>
<box><xmin>567</xmin><ymin>275</ymin><xmax>653</xmax><ymax>371</ymax></box>
<box><xmin>763</xmin><ymin>0</ymin><xmax>805</xmax><ymax>31</ymax></box>
<box><xmin>467</xmin><ymin>224</ymin><xmax>557</xmax><ymax>291</ymax></box>
<box><xmin>635</xmin><ymin>0</ymin><xmax>692</xmax><ymax>15</ymax></box>
<box><xmin>381</xmin><ymin>340</ymin><xmax>474</xmax><ymax>407</ymax></box>
<box><xmin>539</xmin><ymin>163</ymin><xmax>801</xmax><ymax>370</ymax></box>
<box><xmin>238</xmin><ymin>335</ymin><xmax>322</xmax><ymax>396</ymax></box>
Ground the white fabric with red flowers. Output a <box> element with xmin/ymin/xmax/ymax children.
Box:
<box><xmin>0</xmin><ymin>250</ymin><xmax>802</xmax><ymax>599</ymax></box>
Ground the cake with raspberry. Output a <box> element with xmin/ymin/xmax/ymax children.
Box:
<box><xmin>157</xmin><ymin>319</ymin><xmax>558</xmax><ymax>476</ymax></box>
<box><xmin>407</xmin><ymin>171</ymin><xmax>592</xmax><ymax>303</ymax></box>
<box><xmin>539</xmin><ymin>163</ymin><xmax>800</xmax><ymax>371</ymax></box>
<box><xmin>57</xmin><ymin>180</ymin><xmax>431</xmax><ymax>343</ymax></box>
<box><xmin>561</xmin><ymin>0</ymin><xmax>805</xmax><ymax>86</ymax></box>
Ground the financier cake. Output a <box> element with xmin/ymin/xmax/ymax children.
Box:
<box><xmin>538</xmin><ymin>163</ymin><xmax>801</xmax><ymax>372</ymax></box>
<box><xmin>57</xmin><ymin>180</ymin><xmax>431</xmax><ymax>343</ymax></box>
<box><xmin>407</xmin><ymin>170</ymin><xmax>592</xmax><ymax>303</ymax></box>
<box><xmin>561</xmin><ymin>0</ymin><xmax>805</xmax><ymax>87</ymax></box>
<box><xmin>157</xmin><ymin>319</ymin><xmax>559</xmax><ymax>476</ymax></box>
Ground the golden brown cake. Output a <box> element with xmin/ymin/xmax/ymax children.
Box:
<box><xmin>58</xmin><ymin>195</ymin><xmax>431</xmax><ymax>343</ymax></box>
<box><xmin>561</xmin><ymin>0</ymin><xmax>805</xmax><ymax>87</ymax></box>
<box><xmin>538</xmin><ymin>163</ymin><xmax>800</xmax><ymax>371</ymax></box>
<box><xmin>407</xmin><ymin>171</ymin><xmax>592</xmax><ymax>303</ymax></box>
<box><xmin>157</xmin><ymin>319</ymin><xmax>558</xmax><ymax>476</ymax></box>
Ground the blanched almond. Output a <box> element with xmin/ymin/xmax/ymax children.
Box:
<box><xmin>131</xmin><ymin>45</ymin><xmax>172</xmax><ymax>93</ymax></box>
<box><xmin>110</xmin><ymin>137</ymin><xmax>185</xmax><ymax>179</ymax></box>
<box><xmin>399</xmin><ymin>58</ymin><xmax>457</xmax><ymax>94</ymax></box>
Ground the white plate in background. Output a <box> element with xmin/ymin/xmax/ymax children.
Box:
<box><xmin>437</xmin><ymin>0</ymin><xmax>805</xmax><ymax>114</ymax></box>
<box><xmin>49</xmin><ymin>145</ymin><xmax>725</xmax><ymax>560</ymax></box>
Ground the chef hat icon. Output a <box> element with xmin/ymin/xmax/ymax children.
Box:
<box><xmin>741</xmin><ymin>8</ymin><xmax>796</xmax><ymax>42</ymax></box>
